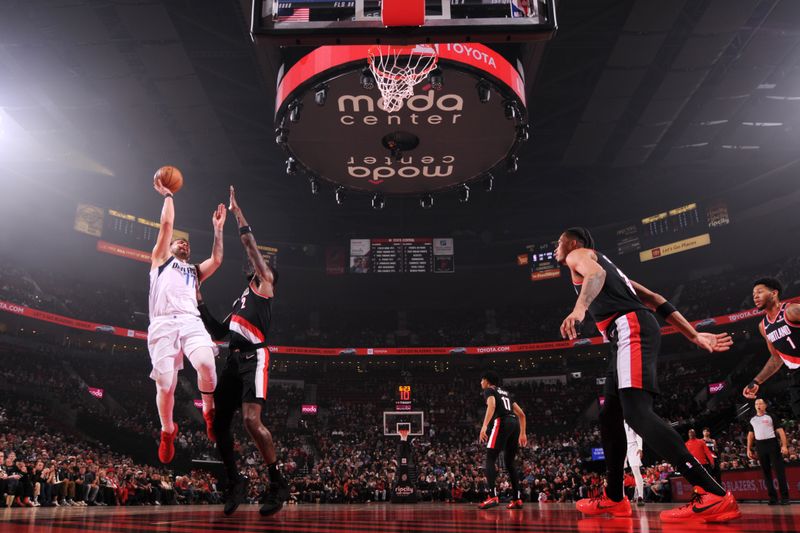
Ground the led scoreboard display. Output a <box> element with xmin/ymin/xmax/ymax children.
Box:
<box><xmin>615</xmin><ymin>201</ymin><xmax>730</xmax><ymax>262</ymax></box>
<box><xmin>103</xmin><ymin>209</ymin><xmax>190</xmax><ymax>250</ymax></box>
<box><xmin>396</xmin><ymin>385</ymin><xmax>412</xmax><ymax>411</ymax></box>
<box><xmin>74</xmin><ymin>203</ymin><xmax>281</xmax><ymax>265</ymax></box>
<box><xmin>350</xmin><ymin>238</ymin><xmax>454</xmax><ymax>274</ymax></box>
<box><xmin>517</xmin><ymin>241</ymin><xmax>560</xmax><ymax>282</ymax></box>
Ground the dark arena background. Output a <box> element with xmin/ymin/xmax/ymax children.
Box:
<box><xmin>2</xmin><ymin>0</ymin><xmax>800</xmax><ymax>532</ymax></box>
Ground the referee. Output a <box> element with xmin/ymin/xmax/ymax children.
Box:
<box><xmin>747</xmin><ymin>398</ymin><xmax>790</xmax><ymax>505</ymax></box>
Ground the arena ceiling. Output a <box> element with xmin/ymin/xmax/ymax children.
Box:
<box><xmin>2</xmin><ymin>0</ymin><xmax>800</xmax><ymax>240</ymax></box>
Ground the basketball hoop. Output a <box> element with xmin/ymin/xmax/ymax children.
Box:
<box><xmin>368</xmin><ymin>45</ymin><xmax>438</xmax><ymax>113</ymax></box>
<box><xmin>398</xmin><ymin>428</ymin><xmax>410</xmax><ymax>442</ymax></box>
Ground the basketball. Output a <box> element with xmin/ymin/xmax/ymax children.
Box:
<box><xmin>154</xmin><ymin>166</ymin><xmax>183</xmax><ymax>194</ymax></box>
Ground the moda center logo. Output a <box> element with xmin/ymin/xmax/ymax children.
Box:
<box><xmin>347</xmin><ymin>155</ymin><xmax>455</xmax><ymax>183</ymax></box>
<box><xmin>337</xmin><ymin>91</ymin><xmax>464</xmax><ymax>126</ymax></box>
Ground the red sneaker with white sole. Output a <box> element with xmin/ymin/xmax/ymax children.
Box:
<box><xmin>660</xmin><ymin>489</ymin><xmax>741</xmax><ymax>523</ymax></box>
<box><xmin>478</xmin><ymin>496</ymin><xmax>499</xmax><ymax>509</ymax></box>
<box><xmin>576</xmin><ymin>492</ymin><xmax>632</xmax><ymax>517</ymax></box>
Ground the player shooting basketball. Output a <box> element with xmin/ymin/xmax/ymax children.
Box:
<box><xmin>148</xmin><ymin>177</ymin><xmax>226</xmax><ymax>464</ymax></box>
<box><xmin>196</xmin><ymin>186</ymin><xmax>288</xmax><ymax>517</ymax></box>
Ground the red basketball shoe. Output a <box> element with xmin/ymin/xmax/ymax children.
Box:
<box><xmin>478</xmin><ymin>496</ymin><xmax>499</xmax><ymax>509</ymax></box>
<box><xmin>576</xmin><ymin>492</ymin><xmax>632</xmax><ymax>517</ymax></box>
<box><xmin>506</xmin><ymin>499</ymin><xmax>523</xmax><ymax>509</ymax></box>
<box><xmin>204</xmin><ymin>408</ymin><xmax>216</xmax><ymax>442</ymax></box>
<box><xmin>660</xmin><ymin>489</ymin><xmax>740</xmax><ymax>523</ymax></box>
<box><xmin>158</xmin><ymin>423</ymin><xmax>179</xmax><ymax>464</ymax></box>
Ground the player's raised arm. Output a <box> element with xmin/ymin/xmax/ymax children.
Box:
<box><xmin>561</xmin><ymin>249</ymin><xmax>606</xmax><ymax>339</ymax></box>
<box><xmin>151</xmin><ymin>179</ymin><xmax>175</xmax><ymax>267</ymax></box>
<box><xmin>630</xmin><ymin>279</ymin><xmax>733</xmax><ymax>354</ymax></box>
<box><xmin>197</xmin><ymin>204</ymin><xmax>226</xmax><ymax>282</ymax></box>
<box><xmin>228</xmin><ymin>186</ymin><xmax>274</xmax><ymax>295</ymax></box>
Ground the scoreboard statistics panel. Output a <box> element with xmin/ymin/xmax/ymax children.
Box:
<box><xmin>104</xmin><ymin>209</ymin><xmax>189</xmax><ymax>249</ymax></box>
<box><xmin>614</xmin><ymin>201</ymin><xmax>730</xmax><ymax>262</ymax></box>
<box><xmin>349</xmin><ymin>238</ymin><xmax>454</xmax><ymax>274</ymax></box>
<box><xmin>256</xmin><ymin>244</ymin><xmax>279</xmax><ymax>270</ymax></box>
<box><xmin>517</xmin><ymin>241</ymin><xmax>559</xmax><ymax>282</ymax></box>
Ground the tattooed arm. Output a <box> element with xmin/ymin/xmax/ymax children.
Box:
<box><xmin>560</xmin><ymin>248</ymin><xmax>606</xmax><ymax>340</ymax></box>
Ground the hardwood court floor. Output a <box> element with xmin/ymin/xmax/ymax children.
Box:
<box><xmin>1</xmin><ymin>502</ymin><xmax>798</xmax><ymax>532</ymax></box>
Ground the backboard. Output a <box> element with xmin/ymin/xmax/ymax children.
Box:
<box><xmin>252</xmin><ymin>0</ymin><xmax>557</xmax><ymax>46</ymax></box>
<box><xmin>383</xmin><ymin>411</ymin><xmax>425</xmax><ymax>436</ymax></box>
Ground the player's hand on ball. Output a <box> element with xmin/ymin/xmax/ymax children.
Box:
<box><xmin>479</xmin><ymin>427</ymin><xmax>488</xmax><ymax>443</ymax></box>
<box><xmin>212</xmin><ymin>204</ymin><xmax>226</xmax><ymax>230</ymax></box>
<box><xmin>560</xmin><ymin>308</ymin><xmax>585</xmax><ymax>340</ymax></box>
<box><xmin>519</xmin><ymin>434</ymin><xmax>527</xmax><ymax>448</ymax></box>
<box><xmin>228</xmin><ymin>185</ymin><xmax>241</xmax><ymax>213</ymax></box>
<box><xmin>742</xmin><ymin>382</ymin><xmax>759</xmax><ymax>399</ymax></box>
<box><xmin>154</xmin><ymin>178</ymin><xmax>172</xmax><ymax>197</ymax></box>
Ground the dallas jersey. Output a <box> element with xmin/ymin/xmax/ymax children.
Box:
<box><xmin>228</xmin><ymin>282</ymin><xmax>273</xmax><ymax>350</ymax></box>
<box><xmin>149</xmin><ymin>256</ymin><xmax>200</xmax><ymax>319</ymax></box>
<box><xmin>573</xmin><ymin>251</ymin><xmax>649</xmax><ymax>336</ymax></box>
<box><xmin>763</xmin><ymin>302</ymin><xmax>800</xmax><ymax>369</ymax></box>
<box><xmin>483</xmin><ymin>386</ymin><xmax>515</xmax><ymax>423</ymax></box>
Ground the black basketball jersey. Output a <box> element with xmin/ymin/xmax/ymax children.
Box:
<box><xmin>484</xmin><ymin>386</ymin><xmax>515</xmax><ymax>422</ymax></box>
<box><xmin>762</xmin><ymin>302</ymin><xmax>800</xmax><ymax>370</ymax></box>
<box><xmin>572</xmin><ymin>251</ymin><xmax>649</xmax><ymax>334</ymax></box>
<box><xmin>227</xmin><ymin>282</ymin><xmax>272</xmax><ymax>350</ymax></box>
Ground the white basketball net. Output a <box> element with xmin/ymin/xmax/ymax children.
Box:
<box><xmin>368</xmin><ymin>45</ymin><xmax>438</xmax><ymax>113</ymax></box>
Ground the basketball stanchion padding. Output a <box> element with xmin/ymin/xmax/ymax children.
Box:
<box><xmin>382</xmin><ymin>0</ymin><xmax>424</xmax><ymax>27</ymax></box>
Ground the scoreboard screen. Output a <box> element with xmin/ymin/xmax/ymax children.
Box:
<box><xmin>256</xmin><ymin>244</ymin><xmax>279</xmax><ymax>270</ymax></box>
<box><xmin>517</xmin><ymin>241</ymin><xmax>560</xmax><ymax>282</ymax></box>
<box><xmin>103</xmin><ymin>209</ymin><xmax>190</xmax><ymax>249</ymax></box>
<box><xmin>350</xmin><ymin>238</ymin><xmax>454</xmax><ymax>274</ymax></box>
<box><xmin>75</xmin><ymin>204</ymin><xmax>191</xmax><ymax>263</ymax></box>
<box><xmin>395</xmin><ymin>385</ymin><xmax>412</xmax><ymax>411</ymax></box>
<box><xmin>615</xmin><ymin>201</ymin><xmax>730</xmax><ymax>262</ymax></box>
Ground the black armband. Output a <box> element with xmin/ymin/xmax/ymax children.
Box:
<box><xmin>165</xmin><ymin>193</ymin><xmax>173</xmax><ymax>199</ymax></box>
<box><xmin>656</xmin><ymin>301</ymin><xmax>677</xmax><ymax>319</ymax></box>
<box><xmin>239</xmin><ymin>225</ymin><xmax>252</xmax><ymax>236</ymax></box>
<box><xmin>749</xmin><ymin>379</ymin><xmax>761</xmax><ymax>388</ymax></box>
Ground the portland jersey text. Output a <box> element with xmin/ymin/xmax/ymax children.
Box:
<box><xmin>763</xmin><ymin>302</ymin><xmax>800</xmax><ymax>369</ymax></box>
<box><xmin>149</xmin><ymin>257</ymin><xmax>200</xmax><ymax>319</ymax></box>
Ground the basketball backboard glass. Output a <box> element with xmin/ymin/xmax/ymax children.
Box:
<box><xmin>383</xmin><ymin>411</ymin><xmax>425</xmax><ymax>436</ymax></box>
<box><xmin>252</xmin><ymin>0</ymin><xmax>556</xmax><ymax>46</ymax></box>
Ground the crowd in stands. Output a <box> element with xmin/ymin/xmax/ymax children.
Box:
<box><xmin>3</xmin><ymin>250</ymin><xmax>800</xmax><ymax>508</ymax></box>
<box><xmin>3</xmin><ymin>251</ymin><xmax>799</xmax><ymax>348</ymax></box>
<box><xmin>2</xmin><ymin>328</ymin><xmax>799</xmax><ymax>509</ymax></box>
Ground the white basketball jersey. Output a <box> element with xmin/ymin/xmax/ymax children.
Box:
<box><xmin>148</xmin><ymin>257</ymin><xmax>200</xmax><ymax>319</ymax></box>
